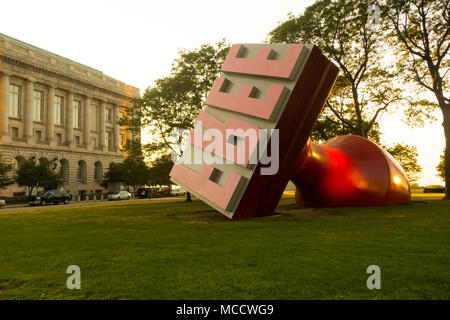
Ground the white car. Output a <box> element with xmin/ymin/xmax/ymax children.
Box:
<box><xmin>108</xmin><ymin>191</ymin><xmax>132</xmax><ymax>201</ymax></box>
<box><xmin>0</xmin><ymin>199</ymin><xmax>5</xmax><ymax>208</ymax></box>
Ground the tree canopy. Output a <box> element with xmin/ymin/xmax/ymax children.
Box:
<box><xmin>121</xmin><ymin>156</ymin><xmax>151</xmax><ymax>193</ymax></box>
<box><xmin>387</xmin><ymin>143</ymin><xmax>422</xmax><ymax>181</ymax></box>
<box><xmin>436</xmin><ymin>152</ymin><xmax>445</xmax><ymax>182</ymax></box>
<box><xmin>129</xmin><ymin>41</ymin><xmax>229</xmax><ymax>201</ymax></box>
<box><xmin>101</xmin><ymin>162</ymin><xmax>124</xmax><ymax>189</ymax></box>
<box><xmin>269</xmin><ymin>0</ymin><xmax>409</xmax><ymax>141</ymax></box>
<box><xmin>101</xmin><ymin>142</ymin><xmax>150</xmax><ymax>193</ymax></box>
<box><xmin>133</xmin><ymin>40</ymin><xmax>229</xmax><ymax>159</ymax></box>
<box><xmin>269</xmin><ymin>0</ymin><xmax>425</xmax><ymax>182</ymax></box>
<box><xmin>379</xmin><ymin>0</ymin><xmax>450</xmax><ymax>198</ymax></box>
<box><xmin>15</xmin><ymin>158</ymin><xmax>63</xmax><ymax>196</ymax></box>
<box><xmin>148</xmin><ymin>153</ymin><xmax>173</xmax><ymax>187</ymax></box>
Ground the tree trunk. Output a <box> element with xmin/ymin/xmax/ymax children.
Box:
<box><xmin>185</xmin><ymin>191</ymin><xmax>192</xmax><ymax>202</ymax></box>
<box><xmin>351</xmin><ymin>84</ymin><xmax>365</xmax><ymax>137</ymax></box>
<box><xmin>442</xmin><ymin>105</ymin><xmax>450</xmax><ymax>200</ymax></box>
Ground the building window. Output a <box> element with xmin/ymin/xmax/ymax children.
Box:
<box><xmin>55</xmin><ymin>96</ymin><xmax>64</xmax><ymax>125</ymax></box>
<box><xmin>77</xmin><ymin>160</ymin><xmax>86</xmax><ymax>184</ymax></box>
<box><xmin>59</xmin><ymin>159</ymin><xmax>69</xmax><ymax>183</ymax></box>
<box><xmin>11</xmin><ymin>127</ymin><xmax>19</xmax><ymax>138</ymax></box>
<box><xmin>35</xmin><ymin>130</ymin><xmax>42</xmax><ymax>140</ymax></box>
<box><xmin>105</xmin><ymin>108</ymin><xmax>111</xmax><ymax>122</ymax></box>
<box><xmin>106</xmin><ymin>131</ymin><xmax>113</xmax><ymax>150</ymax></box>
<box><xmin>9</xmin><ymin>84</ymin><xmax>20</xmax><ymax>118</ymax></box>
<box><xmin>120</xmin><ymin>134</ymin><xmax>124</xmax><ymax>146</ymax></box>
<box><xmin>74</xmin><ymin>100</ymin><xmax>81</xmax><ymax>128</ymax></box>
<box><xmin>94</xmin><ymin>162</ymin><xmax>103</xmax><ymax>182</ymax></box>
<box><xmin>91</xmin><ymin>138</ymin><xmax>97</xmax><ymax>147</ymax></box>
<box><xmin>13</xmin><ymin>156</ymin><xmax>25</xmax><ymax>172</ymax></box>
<box><xmin>75</xmin><ymin>135</ymin><xmax>80</xmax><ymax>145</ymax></box>
<box><xmin>92</xmin><ymin>105</ymin><xmax>98</xmax><ymax>131</ymax></box>
<box><xmin>33</xmin><ymin>90</ymin><xmax>43</xmax><ymax>121</ymax></box>
<box><xmin>77</xmin><ymin>165</ymin><xmax>82</xmax><ymax>180</ymax></box>
<box><xmin>56</xmin><ymin>133</ymin><xmax>62</xmax><ymax>143</ymax></box>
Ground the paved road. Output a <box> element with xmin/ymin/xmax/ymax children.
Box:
<box><xmin>0</xmin><ymin>197</ymin><xmax>183</xmax><ymax>213</ymax></box>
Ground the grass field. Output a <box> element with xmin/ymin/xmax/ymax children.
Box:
<box><xmin>0</xmin><ymin>193</ymin><xmax>448</xmax><ymax>299</ymax></box>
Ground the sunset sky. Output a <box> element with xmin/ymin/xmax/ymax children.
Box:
<box><xmin>0</xmin><ymin>0</ymin><xmax>445</xmax><ymax>185</ymax></box>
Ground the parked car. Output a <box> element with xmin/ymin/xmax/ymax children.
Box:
<box><xmin>137</xmin><ymin>188</ymin><xmax>152</xmax><ymax>199</ymax></box>
<box><xmin>0</xmin><ymin>199</ymin><xmax>5</xmax><ymax>208</ymax></box>
<box><xmin>108</xmin><ymin>191</ymin><xmax>132</xmax><ymax>201</ymax></box>
<box><xmin>29</xmin><ymin>190</ymin><xmax>71</xmax><ymax>206</ymax></box>
<box><xmin>170</xmin><ymin>190</ymin><xmax>186</xmax><ymax>197</ymax></box>
<box><xmin>423</xmin><ymin>186</ymin><xmax>446</xmax><ymax>193</ymax></box>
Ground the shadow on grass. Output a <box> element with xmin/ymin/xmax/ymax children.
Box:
<box><xmin>0</xmin><ymin>279</ymin><xmax>26</xmax><ymax>294</ymax></box>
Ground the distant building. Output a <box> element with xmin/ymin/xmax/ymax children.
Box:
<box><xmin>0</xmin><ymin>33</ymin><xmax>140</xmax><ymax>197</ymax></box>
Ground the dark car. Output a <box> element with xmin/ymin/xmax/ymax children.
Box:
<box><xmin>29</xmin><ymin>190</ymin><xmax>72</xmax><ymax>206</ymax></box>
<box><xmin>423</xmin><ymin>186</ymin><xmax>446</xmax><ymax>193</ymax></box>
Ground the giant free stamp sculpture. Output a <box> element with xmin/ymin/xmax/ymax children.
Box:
<box><xmin>170</xmin><ymin>44</ymin><xmax>410</xmax><ymax>220</ymax></box>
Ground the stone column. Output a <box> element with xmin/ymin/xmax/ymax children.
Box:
<box><xmin>47</xmin><ymin>85</ymin><xmax>55</xmax><ymax>141</ymax></box>
<box><xmin>113</xmin><ymin>104</ymin><xmax>120</xmax><ymax>151</ymax></box>
<box><xmin>66</xmin><ymin>91</ymin><xmax>74</xmax><ymax>144</ymax></box>
<box><xmin>0</xmin><ymin>73</ymin><xmax>9</xmax><ymax>138</ymax></box>
<box><xmin>24</xmin><ymin>80</ymin><xmax>34</xmax><ymax>139</ymax></box>
<box><xmin>83</xmin><ymin>96</ymin><xmax>90</xmax><ymax>146</ymax></box>
<box><xmin>99</xmin><ymin>100</ymin><xmax>106</xmax><ymax>149</ymax></box>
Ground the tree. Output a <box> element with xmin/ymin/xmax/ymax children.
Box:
<box><xmin>380</xmin><ymin>0</ymin><xmax>450</xmax><ymax>198</ymax></box>
<box><xmin>101</xmin><ymin>162</ymin><xmax>125</xmax><ymax>189</ymax></box>
<box><xmin>387</xmin><ymin>143</ymin><xmax>422</xmax><ymax>181</ymax></box>
<box><xmin>101</xmin><ymin>160</ymin><xmax>150</xmax><ymax>194</ymax></box>
<box><xmin>436</xmin><ymin>152</ymin><xmax>445</xmax><ymax>181</ymax></box>
<box><xmin>148</xmin><ymin>153</ymin><xmax>173</xmax><ymax>187</ymax></box>
<box><xmin>0</xmin><ymin>154</ymin><xmax>13</xmax><ymax>189</ymax></box>
<box><xmin>311</xmin><ymin>114</ymin><xmax>382</xmax><ymax>143</ymax></box>
<box><xmin>136</xmin><ymin>40</ymin><xmax>229</xmax><ymax>158</ymax></box>
<box><xmin>15</xmin><ymin>159</ymin><xmax>40</xmax><ymax>195</ymax></box>
<box><xmin>121</xmin><ymin>156</ymin><xmax>150</xmax><ymax>195</ymax></box>
<box><xmin>15</xmin><ymin>158</ymin><xmax>63</xmax><ymax>196</ymax></box>
<box><xmin>269</xmin><ymin>0</ymin><xmax>409</xmax><ymax>142</ymax></box>
<box><xmin>101</xmin><ymin>141</ymin><xmax>150</xmax><ymax>194</ymax></box>
<box><xmin>131</xmin><ymin>40</ymin><xmax>229</xmax><ymax>201</ymax></box>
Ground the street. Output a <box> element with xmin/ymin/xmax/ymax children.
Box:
<box><xmin>0</xmin><ymin>197</ymin><xmax>183</xmax><ymax>213</ymax></box>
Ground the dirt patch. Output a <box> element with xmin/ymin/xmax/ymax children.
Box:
<box><xmin>276</xmin><ymin>208</ymin><xmax>342</xmax><ymax>217</ymax></box>
<box><xmin>169</xmin><ymin>207</ymin><xmax>341</xmax><ymax>223</ymax></box>
<box><xmin>412</xmin><ymin>200</ymin><xmax>429</xmax><ymax>204</ymax></box>
<box><xmin>0</xmin><ymin>279</ymin><xmax>25</xmax><ymax>294</ymax></box>
<box><xmin>172</xmin><ymin>210</ymin><xmax>229</xmax><ymax>223</ymax></box>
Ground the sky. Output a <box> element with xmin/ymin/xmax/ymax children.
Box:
<box><xmin>0</xmin><ymin>0</ymin><xmax>445</xmax><ymax>186</ymax></box>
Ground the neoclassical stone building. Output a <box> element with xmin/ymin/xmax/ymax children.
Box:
<box><xmin>0</xmin><ymin>33</ymin><xmax>140</xmax><ymax>197</ymax></box>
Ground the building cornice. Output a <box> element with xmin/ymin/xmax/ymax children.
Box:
<box><xmin>1</xmin><ymin>55</ymin><xmax>138</xmax><ymax>101</ymax></box>
<box><xmin>0</xmin><ymin>141</ymin><xmax>125</xmax><ymax>159</ymax></box>
<box><xmin>0</xmin><ymin>34</ymin><xmax>139</xmax><ymax>101</ymax></box>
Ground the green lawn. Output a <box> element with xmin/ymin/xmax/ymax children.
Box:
<box><xmin>0</xmin><ymin>194</ymin><xmax>448</xmax><ymax>299</ymax></box>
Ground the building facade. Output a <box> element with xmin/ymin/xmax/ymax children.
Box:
<box><xmin>0</xmin><ymin>33</ymin><xmax>140</xmax><ymax>197</ymax></box>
